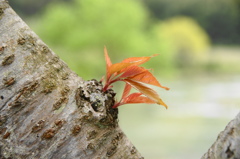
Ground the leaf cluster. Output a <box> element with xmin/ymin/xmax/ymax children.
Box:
<box><xmin>102</xmin><ymin>47</ymin><xmax>169</xmax><ymax>109</ymax></box>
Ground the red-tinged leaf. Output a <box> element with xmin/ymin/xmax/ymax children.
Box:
<box><xmin>113</xmin><ymin>93</ymin><xmax>157</xmax><ymax>108</ymax></box>
<box><xmin>121</xmin><ymin>83</ymin><xmax>132</xmax><ymax>100</ymax></box>
<box><xmin>124</xmin><ymin>93</ymin><xmax>156</xmax><ymax>104</ymax></box>
<box><xmin>130</xmin><ymin>70</ymin><xmax>170</xmax><ymax>90</ymax></box>
<box><xmin>104</xmin><ymin>46</ymin><xmax>112</xmax><ymax>81</ymax></box>
<box><xmin>104</xmin><ymin>46</ymin><xmax>112</xmax><ymax>68</ymax></box>
<box><xmin>113</xmin><ymin>93</ymin><xmax>141</xmax><ymax>108</ymax></box>
<box><xmin>124</xmin><ymin>79</ymin><xmax>168</xmax><ymax>108</ymax></box>
<box><xmin>126</xmin><ymin>92</ymin><xmax>142</xmax><ymax>98</ymax></box>
<box><xmin>121</xmin><ymin>54</ymin><xmax>159</xmax><ymax>66</ymax></box>
<box><xmin>100</xmin><ymin>76</ymin><xmax>105</xmax><ymax>82</ymax></box>
<box><xmin>129</xmin><ymin>96</ymin><xmax>157</xmax><ymax>104</ymax></box>
<box><xmin>108</xmin><ymin>62</ymin><xmax>132</xmax><ymax>75</ymax></box>
<box><xmin>119</xmin><ymin>65</ymin><xmax>146</xmax><ymax>79</ymax></box>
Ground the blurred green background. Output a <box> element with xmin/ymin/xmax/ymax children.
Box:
<box><xmin>10</xmin><ymin>0</ymin><xmax>240</xmax><ymax>158</ymax></box>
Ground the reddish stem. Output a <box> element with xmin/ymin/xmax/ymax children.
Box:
<box><xmin>102</xmin><ymin>78</ymin><xmax>122</xmax><ymax>92</ymax></box>
<box><xmin>112</xmin><ymin>101</ymin><xmax>122</xmax><ymax>108</ymax></box>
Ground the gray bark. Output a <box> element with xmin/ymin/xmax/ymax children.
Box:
<box><xmin>202</xmin><ymin>112</ymin><xmax>240</xmax><ymax>159</ymax></box>
<box><xmin>0</xmin><ymin>0</ymin><xmax>143</xmax><ymax>158</ymax></box>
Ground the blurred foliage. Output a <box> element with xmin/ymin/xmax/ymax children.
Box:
<box><xmin>26</xmin><ymin>0</ymin><xmax>213</xmax><ymax>79</ymax></box>
<box><xmin>156</xmin><ymin>16</ymin><xmax>210</xmax><ymax>68</ymax></box>
<box><xmin>31</xmin><ymin>0</ymin><xmax>173</xmax><ymax>79</ymax></box>
<box><xmin>35</xmin><ymin>0</ymin><xmax>149</xmax><ymax>53</ymax></box>
<box><xmin>10</xmin><ymin>0</ymin><xmax>240</xmax><ymax>45</ymax></box>
<box><xmin>143</xmin><ymin>0</ymin><xmax>240</xmax><ymax>44</ymax></box>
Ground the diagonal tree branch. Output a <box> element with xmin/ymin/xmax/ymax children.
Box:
<box><xmin>0</xmin><ymin>1</ymin><xmax>143</xmax><ymax>158</ymax></box>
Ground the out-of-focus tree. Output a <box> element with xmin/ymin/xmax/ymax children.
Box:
<box><xmin>143</xmin><ymin>0</ymin><xmax>240</xmax><ymax>44</ymax></box>
<box><xmin>9</xmin><ymin>0</ymin><xmax>240</xmax><ymax>45</ymax></box>
<box><xmin>35</xmin><ymin>0</ymin><xmax>148</xmax><ymax>53</ymax></box>
<box><xmin>32</xmin><ymin>0</ymin><xmax>169</xmax><ymax>79</ymax></box>
<box><xmin>153</xmin><ymin>16</ymin><xmax>211</xmax><ymax>68</ymax></box>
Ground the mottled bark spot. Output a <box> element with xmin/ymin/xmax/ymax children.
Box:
<box><xmin>3</xmin><ymin>131</ymin><xmax>10</xmax><ymax>139</ymax></box>
<box><xmin>106</xmin><ymin>132</ymin><xmax>123</xmax><ymax>157</ymax></box>
<box><xmin>40</xmin><ymin>45</ymin><xmax>50</xmax><ymax>54</ymax></box>
<box><xmin>54</xmin><ymin>119</ymin><xmax>65</xmax><ymax>128</ymax></box>
<box><xmin>41</xmin><ymin>78</ymin><xmax>56</xmax><ymax>94</ymax></box>
<box><xmin>53</xmin><ymin>97</ymin><xmax>68</xmax><ymax>110</ymax></box>
<box><xmin>226</xmin><ymin>144</ymin><xmax>234</xmax><ymax>158</ymax></box>
<box><xmin>8</xmin><ymin>101</ymin><xmax>23</xmax><ymax>107</ymax></box>
<box><xmin>106</xmin><ymin>145</ymin><xmax>117</xmax><ymax>157</ymax></box>
<box><xmin>87</xmin><ymin>143</ymin><xmax>95</xmax><ymax>150</ymax></box>
<box><xmin>32</xmin><ymin>120</ymin><xmax>45</xmax><ymax>133</ymax></box>
<box><xmin>61</xmin><ymin>86</ymin><xmax>70</xmax><ymax>96</ymax></box>
<box><xmin>61</xmin><ymin>72</ymin><xmax>69</xmax><ymax>80</ymax></box>
<box><xmin>87</xmin><ymin>130</ymin><xmax>97</xmax><ymax>141</ymax></box>
<box><xmin>2</xmin><ymin>54</ymin><xmax>15</xmax><ymax>66</ymax></box>
<box><xmin>42</xmin><ymin>128</ymin><xmax>56</xmax><ymax>139</ymax></box>
<box><xmin>72</xmin><ymin>125</ymin><xmax>81</xmax><ymax>135</ymax></box>
<box><xmin>0</xmin><ymin>127</ymin><xmax>7</xmax><ymax>135</ymax></box>
<box><xmin>3</xmin><ymin>77</ymin><xmax>15</xmax><ymax>87</ymax></box>
<box><xmin>131</xmin><ymin>146</ymin><xmax>137</xmax><ymax>154</ymax></box>
<box><xmin>0</xmin><ymin>115</ymin><xmax>7</xmax><ymax>126</ymax></box>
<box><xmin>0</xmin><ymin>8</ymin><xmax>4</xmax><ymax>19</ymax></box>
<box><xmin>8</xmin><ymin>81</ymin><xmax>39</xmax><ymax>107</ymax></box>
<box><xmin>17</xmin><ymin>38</ymin><xmax>26</xmax><ymax>45</ymax></box>
<box><xmin>0</xmin><ymin>45</ymin><xmax>5</xmax><ymax>54</ymax></box>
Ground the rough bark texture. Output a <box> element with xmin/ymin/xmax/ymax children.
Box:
<box><xmin>202</xmin><ymin>112</ymin><xmax>240</xmax><ymax>159</ymax></box>
<box><xmin>0</xmin><ymin>1</ymin><xmax>143</xmax><ymax>158</ymax></box>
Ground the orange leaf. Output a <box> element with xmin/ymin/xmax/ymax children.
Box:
<box><xmin>104</xmin><ymin>46</ymin><xmax>112</xmax><ymax>80</ymax></box>
<box><xmin>121</xmin><ymin>54</ymin><xmax>159</xmax><ymax>66</ymax></box>
<box><xmin>121</xmin><ymin>83</ymin><xmax>132</xmax><ymax>100</ymax></box>
<box><xmin>119</xmin><ymin>65</ymin><xmax>146</xmax><ymax>79</ymax></box>
<box><xmin>124</xmin><ymin>79</ymin><xmax>168</xmax><ymax>108</ymax></box>
<box><xmin>104</xmin><ymin>46</ymin><xmax>112</xmax><ymax>68</ymax></box>
<box><xmin>130</xmin><ymin>70</ymin><xmax>170</xmax><ymax>90</ymax></box>
<box><xmin>108</xmin><ymin>62</ymin><xmax>133</xmax><ymax>75</ymax></box>
<box><xmin>123</xmin><ymin>93</ymin><xmax>156</xmax><ymax>104</ymax></box>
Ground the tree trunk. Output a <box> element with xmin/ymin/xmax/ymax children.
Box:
<box><xmin>1</xmin><ymin>1</ymin><xmax>240</xmax><ymax>159</ymax></box>
<box><xmin>202</xmin><ymin>112</ymin><xmax>240</xmax><ymax>159</ymax></box>
<box><xmin>0</xmin><ymin>1</ymin><xmax>143</xmax><ymax>158</ymax></box>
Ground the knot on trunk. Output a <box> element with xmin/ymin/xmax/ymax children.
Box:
<box><xmin>75</xmin><ymin>79</ymin><xmax>118</xmax><ymax>128</ymax></box>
